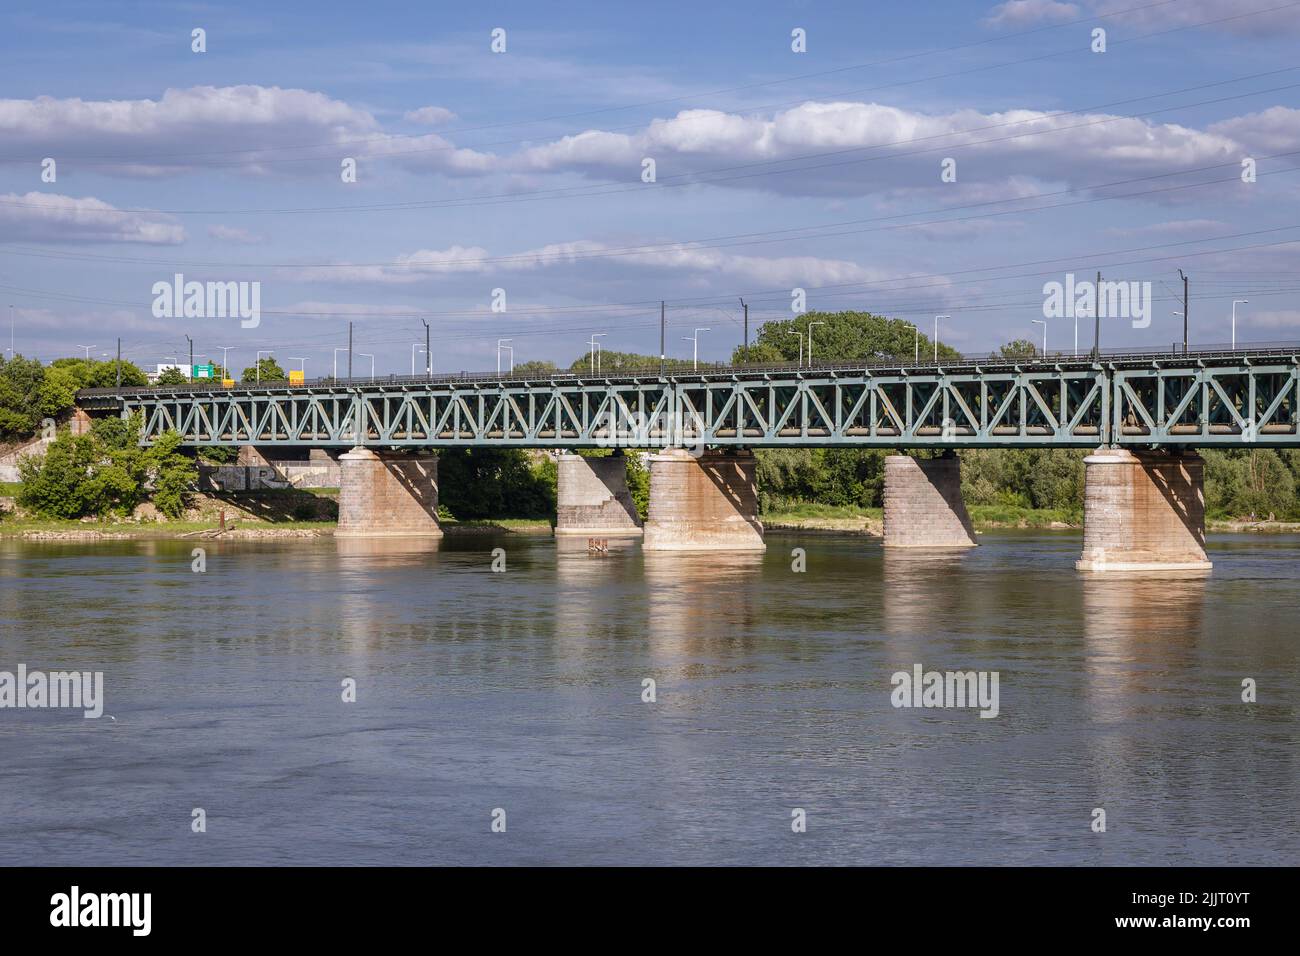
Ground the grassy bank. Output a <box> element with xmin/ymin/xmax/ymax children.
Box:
<box><xmin>437</xmin><ymin>517</ymin><xmax>553</xmax><ymax>535</ymax></box>
<box><xmin>0</xmin><ymin>514</ymin><xmax>556</xmax><ymax>539</ymax></box>
<box><xmin>0</xmin><ymin>517</ymin><xmax>331</xmax><ymax>538</ymax></box>
<box><xmin>762</xmin><ymin>502</ymin><xmax>1078</xmax><ymax>533</ymax></box>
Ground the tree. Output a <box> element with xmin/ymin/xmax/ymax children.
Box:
<box><xmin>17</xmin><ymin>412</ymin><xmax>196</xmax><ymax>519</ymax></box>
<box><xmin>567</xmin><ymin>350</ymin><xmax>698</xmax><ymax>374</ymax></box>
<box><xmin>996</xmin><ymin>339</ymin><xmax>1040</xmax><ymax>362</ymax></box>
<box><xmin>0</xmin><ymin>355</ymin><xmax>46</xmax><ymax>439</ymax></box>
<box><xmin>511</xmin><ymin>360</ymin><xmax>560</xmax><ymax>376</ymax></box>
<box><xmin>85</xmin><ymin>359</ymin><xmax>148</xmax><ymax>388</ymax></box>
<box><xmin>30</xmin><ymin>357</ymin><xmax>148</xmax><ymax>427</ymax></box>
<box><xmin>146</xmin><ymin>431</ymin><xmax>197</xmax><ymax>517</ymax></box>
<box><xmin>734</xmin><ymin>342</ymin><xmax>785</xmax><ymax>364</ymax></box>
<box><xmin>1203</xmin><ymin>449</ymin><xmax>1297</xmax><ymax>519</ymax></box>
<box><xmin>156</xmin><ymin>367</ymin><xmax>189</xmax><ymax>386</ymax></box>
<box><xmin>437</xmin><ymin>448</ymin><xmax>556</xmax><ymax>520</ymax></box>
<box><xmin>241</xmin><ymin>357</ymin><xmax>286</xmax><ymax>383</ymax></box>
<box><xmin>732</xmin><ymin>310</ymin><xmax>960</xmax><ymax>366</ymax></box>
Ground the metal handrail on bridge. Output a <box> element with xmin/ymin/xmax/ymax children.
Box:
<box><xmin>77</xmin><ymin>341</ymin><xmax>1300</xmax><ymax>399</ymax></box>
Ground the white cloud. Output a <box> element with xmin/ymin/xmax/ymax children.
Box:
<box><xmin>0</xmin><ymin>192</ymin><xmax>184</xmax><ymax>243</ymax></box>
<box><xmin>986</xmin><ymin>1</ymin><xmax>1300</xmax><ymax>34</ymax></box>
<box><xmin>511</xmin><ymin>100</ymin><xmax>1242</xmax><ymax>199</ymax></box>
<box><xmin>0</xmin><ymin>85</ymin><xmax>495</xmax><ymax>177</ymax></box>
<box><xmin>293</xmin><ymin>239</ymin><xmax>885</xmax><ymax>288</ymax></box>
<box><xmin>208</xmin><ymin>224</ymin><xmax>266</xmax><ymax>245</ymax></box>
<box><xmin>1247</xmin><ymin>309</ymin><xmax>1300</xmax><ymax>330</ymax></box>
<box><xmin>985</xmin><ymin>1</ymin><xmax>1080</xmax><ymax>28</ymax></box>
<box><xmin>1209</xmin><ymin>106</ymin><xmax>1300</xmax><ymax>154</ymax></box>
<box><xmin>404</xmin><ymin>105</ymin><xmax>457</xmax><ymax>126</ymax></box>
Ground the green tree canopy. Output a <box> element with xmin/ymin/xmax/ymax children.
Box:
<box><xmin>566</xmin><ymin>349</ymin><xmax>700</xmax><ymax>374</ymax></box>
<box><xmin>17</xmin><ymin>412</ymin><xmax>197</xmax><ymax>519</ymax></box>
<box><xmin>732</xmin><ymin>310</ymin><xmax>960</xmax><ymax>366</ymax></box>
<box><xmin>510</xmin><ymin>359</ymin><xmax>560</xmax><ymax>376</ymax></box>
<box><xmin>0</xmin><ymin>355</ymin><xmax>46</xmax><ymax>439</ymax></box>
<box><xmin>156</xmin><ymin>367</ymin><xmax>190</xmax><ymax>386</ymax></box>
<box><xmin>996</xmin><ymin>339</ymin><xmax>1040</xmax><ymax>362</ymax></box>
<box><xmin>241</xmin><ymin>357</ymin><xmax>286</xmax><ymax>383</ymax></box>
<box><xmin>1</xmin><ymin>355</ymin><xmax>146</xmax><ymax>441</ymax></box>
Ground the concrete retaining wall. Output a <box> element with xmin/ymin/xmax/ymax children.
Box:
<box><xmin>199</xmin><ymin>462</ymin><xmax>340</xmax><ymax>491</ymax></box>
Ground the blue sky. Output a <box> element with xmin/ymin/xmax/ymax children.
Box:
<box><xmin>2</xmin><ymin>0</ymin><xmax>1299</xmax><ymax>375</ymax></box>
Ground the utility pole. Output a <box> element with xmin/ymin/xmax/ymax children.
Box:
<box><xmin>1092</xmin><ymin>271</ymin><xmax>1102</xmax><ymax>360</ymax></box>
<box><xmin>185</xmin><ymin>334</ymin><xmax>193</xmax><ymax>383</ymax></box>
<box><xmin>348</xmin><ymin>321</ymin><xmax>353</xmax><ymax>380</ymax></box>
<box><xmin>422</xmin><ymin>318</ymin><xmax>431</xmax><ymax>380</ymax></box>
<box><xmin>739</xmin><ymin>297</ymin><xmax>748</xmax><ymax>360</ymax></box>
<box><xmin>659</xmin><ymin>300</ymin><xmax>665</xmax><ymax>375</ymax></box>
<box><xmin>116</xmin><ymin>338</ymin><xmax>121</xmax><ymax>387</ymax></box>
<box><xmin>1179</xmin><ymin>269</ymin><xmax>1189</xmax><ymax>354</ymax></box>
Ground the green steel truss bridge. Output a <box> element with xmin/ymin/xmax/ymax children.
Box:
<box><xmin>77</xmin><ymin>343</ymin><xmax>1300</xmax><ymax>450</ymax></box>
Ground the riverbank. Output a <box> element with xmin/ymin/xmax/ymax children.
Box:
<box><xmin>4</xmin><ymin>506</ymin><xmax>1296</xmax><ymax>541</ymax></box>
<box><xmin>0</xmin><ymin>516</ymin><xmax>556</xmax><ymax>540</ymax></box>
<box><xmin>762</xmin><ymin>503</ymin><xmax>1080</xmax><ymax>535</ymax></box>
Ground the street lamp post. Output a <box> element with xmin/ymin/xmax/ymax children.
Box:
<box><xmin>255</xmin><ymin>350</ymin><xmax>274</xmax><ymax>383</ymax></box>
<box><xmin>914</xmin><ymin>325</ymin><xmax>920</xmax><ymax>365</ymax></box>
<box><xmin>411</xmin><ymin>343</ymin><xmax>426</xmax><ymax>376</ymax></box>
<box><xmin>357</xmin><ymin>352</ymin><xmax>375</xmax><ymax>379</ymax></box>
<box><xmin>1031</xmin><ymin>319</ymin><xmax>1047</xmax><ymax>359</ymax></box>
<box><xmin>332</xmin><ymin>347</ymin><xmax>348</xmax><ymax>380</ymax></box>
<box><xmin>289</xmin><ymin>357</ymin><xmax>307</xmax><ymax>380</ymax></box>
<box><xmin>1231</xmin><ymin>299</ymin><xmax>1248</xmax><ymax>350</ymax></box>
<box><xmin>681</xmin><ymin>328</ymin><xmax>709</xmax><ymax>371</ymax></box>
<box><xmin>217</xmin><ymin>346</ymin><xmax>233</xmax><ymax>382</ymax></box>
<box><xmin>496</xmin><ymin>338</ymin><xmax>513</xmax><ymax>375</ymax></box>
<box><xmin>76</xmin><ymin>344</ymin><xmax>97</xmax><ymax>359</ymax></box>
<box><xmin>807</xmin><ymin>321</ymin><xmax>825</xmax><ymax>366</ymax></box>
<box><xmin>588</xmin><ymin>333</ymin><xmax>606</xmax><ymax>374</ymax></box>
<box><xmin>933</xmin><ymin>315</ymin><xmax>950</xmax><ymax>364</ymax></box>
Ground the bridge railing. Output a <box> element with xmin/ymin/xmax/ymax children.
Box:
<box><xmin>77</xmin><ymin>340</ymin><xmax>1300</xmax><ymax>398</ymax></box>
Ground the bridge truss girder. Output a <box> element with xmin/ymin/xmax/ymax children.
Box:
<box><xmin>1114</xmin><ymin>362</ymin><xmax>1300</xmax><ymax>446</ymax></box>
<box><xmin>118</xmin><ymin>360</ymin><xmax>1300</xmax><ymax>450</ymax></box>
<box><xmin>124</xmin><ymin>367</ymin><xmax>1127</xmax><ymax>449</ymax></box>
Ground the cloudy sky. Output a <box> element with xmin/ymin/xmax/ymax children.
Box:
<box><xmin>2</xmin><ymin>0</ymin><xmax>1300</xmax><ymax>375</ymax></box>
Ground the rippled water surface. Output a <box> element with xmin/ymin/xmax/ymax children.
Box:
<box><xmin>1</xmin><ymin>530</ymin><xmax>1296</xmax><ymax>865</ymax></box>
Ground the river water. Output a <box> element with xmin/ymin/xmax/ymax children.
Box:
<box><xmin>0</xmin><ymin>530</ymin><xmax>1296</xmax><ymax>866</ymax></box>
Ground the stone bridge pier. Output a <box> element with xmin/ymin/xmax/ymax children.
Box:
<box><xmin>882</xmin><ymin>452</ymin><xmax>977</xmax><ymax>548</ymax></box>
<box><xmin>555</xmin><ymin>451</ymin><xmax>643</xmax><ymax>537</ymax></box>
<box><xmin>1076</xmin><ymin>447</ymin><xmax>1210</xmax><ymax>572</ymax></box>
<box><xmin>643</xmin><ymin>448</ymin><xmax>764</xmax><ymax>551</ymax></box>
<box><xmin>336</xmin><ymin>447</ymin><xmax>443</xmax><ymax>538</ymax></box>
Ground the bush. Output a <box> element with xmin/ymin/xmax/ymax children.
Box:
<box><xmin>17</xmin><ymin>413</ymin><xmax>196</xmax><ymax>519</ymax></box>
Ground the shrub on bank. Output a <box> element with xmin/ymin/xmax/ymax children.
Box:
<box><xmin>16</xmin><ymin>414</ymin><xmax>196</xmax><ymax>519</ymax></box>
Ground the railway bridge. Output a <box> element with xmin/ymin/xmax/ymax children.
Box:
<box><xmin>78</xmin><ymin>343</ymin><xmax>1300</xmax><ymax>571</ymax></box>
